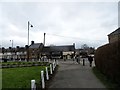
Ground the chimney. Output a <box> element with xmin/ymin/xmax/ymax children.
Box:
<box><xmin>25</xmin><ymin>45</ymin><xmax>29</xmax><ymax>49</ymax></box>
<box><xmin>16</xmin><ymin>46</ymin><xmax>19</xmax><ymax>49</ymax></box>
<box><xmin>31</xmin><ymin>41</ymin><xmax>34</xmax><ymax>45</ymax></box>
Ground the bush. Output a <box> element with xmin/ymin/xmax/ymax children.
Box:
<box><xmin>95</xmin><ymin>40</ymin><xmax>120</xmax><ymax>85</ymax></box>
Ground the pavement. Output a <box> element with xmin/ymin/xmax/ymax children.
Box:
<box><xmin>48</xmin><ymin>58</ymin><xmax>106</xmax><ymax>88</ymax></box>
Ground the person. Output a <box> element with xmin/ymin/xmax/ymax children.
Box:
<box><xmin>73</xmin><ymin>56</ymin><xmax>75</xmax><ymax>61</ymax></box>
<box><xmin>88</xmin><ymin>55</ymin><xmax>93</xmax><ymax>67</ymax></box>
<box><xmin>76</xmin><ymin>55</ymin><xmax>80</xmax><ymax>64</ymax></box>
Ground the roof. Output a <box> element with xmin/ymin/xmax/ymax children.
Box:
<box><xmin>42</xmin><ymin>45</ymin><xmax>75</xmax><ymax>52</ymax></box>
<box><xmin>29</xmin><ymin>43</ymin><xmax>43</xmax><ymax>49</ymax></box>
<box><xmin>108</xmin><ymin>27</ymin><xmax>120</xmax><ymax>36</ymax></box>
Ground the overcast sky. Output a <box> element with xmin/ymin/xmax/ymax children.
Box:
<box><xmin>0</xmin><ymin>0</ymin><xmax>119</xmax><ymax>49</ymax></box>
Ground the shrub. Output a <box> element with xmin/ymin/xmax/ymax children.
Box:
<box><xmin>95</xmin><ymin>40</ymin><xmax>120</xmax><ymax>85</ymax></box>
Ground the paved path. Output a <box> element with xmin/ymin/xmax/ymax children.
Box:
<box><xmin>48</xmin><ymin>59</ymin><xmax>106</xmax><ymax>88</ymax></box>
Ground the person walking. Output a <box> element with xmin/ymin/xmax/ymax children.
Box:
<box><xmin>88</xmin><ymin>55</ymin><xmax>93</xmax><ymax>67</ymax></box>
<box><xmin>76</xmin><ymin>55</ymin><xmax>80</xmax><ymax>64</ymax></box>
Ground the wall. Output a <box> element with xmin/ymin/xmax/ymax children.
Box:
<box><xmin>109</xmin><ymin>34</ymin><xmax>120</xmax><ymax>43</ymax></box>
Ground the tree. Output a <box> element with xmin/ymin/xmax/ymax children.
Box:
<box><xmin>81</xmin><ymin>44</ymin><xmax>95</xmax><ymax>55</ymax></box>
<box><xmin>81</xmin><ymin>44</ymin><xmax>89</xmax><ymax>50</ymax></box>
<box><xmin>2</xmin><ymin>47</ymin><xmax>5</xmax><ymax>54</ymax></box>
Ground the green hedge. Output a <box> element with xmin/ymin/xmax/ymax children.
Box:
<box><xmin>94</xmin><ymin>40</ymin><xmax>120</xmax><ymax>85</ymax></box>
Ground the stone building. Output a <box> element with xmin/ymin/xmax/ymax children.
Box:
<box><xmin>29</xmin><ymin>41</ymin><xmax>44</xmax><ymax>61</ymax></box>
<box><xmin>42</xmin><ymin>44</ymin><xmax>75</xmax><ymax>59</ymax></box>
<box><xmin>108</xmin><ymin>27</ymin><xmax>120</xmax><ymax>43</ymax></box>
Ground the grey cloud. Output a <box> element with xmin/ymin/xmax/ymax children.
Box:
<box><xmin>0</xmin><ymin>2</ymin><xmax>118</xmax><ymax>48</ymax></box>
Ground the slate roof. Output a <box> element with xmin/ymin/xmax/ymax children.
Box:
<box><xmin>42</xmin><ymin>45</ymin><xmax>75</xmax><ymax>52</ymax></box>
<box><xmin>29</xmin><ymin>43</ymin><xmax>43</xmax><ymax>49</ymax></box>
<box><xmin>108</xmin><ymin>27</ymin><xmax>120</xmax><ymax>36</ymax></box>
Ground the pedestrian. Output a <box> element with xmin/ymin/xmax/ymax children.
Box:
<box><xmin>88</xmin><ymin>55</ymin><xmax>93</xmax><ymax>67</ymax></box>
<box><xmin>73</xmin><ymin>56</ymin><xmax>75</xmax><ymax>61</ymax></box>
<box><xmin>76</xmin><ymin>55</ymin><xmax>80</xmax><ymax>64</ymax></box>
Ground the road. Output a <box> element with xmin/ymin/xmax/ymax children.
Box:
<box><xmin>48</xmin><ymin>59</ymin><xmax>106</xmax><ymax>88</ymax></box>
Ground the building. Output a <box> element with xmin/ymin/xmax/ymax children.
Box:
<box><xmin>1</xmin><ymin>41</ymin><xmax>75</xmax><ymax>61</ymax></box>
<box><xmin>15</xmin><ymin>46</ymin><xmax>27</xmax><ymax>61</ymax></box>
<box><xmin>42</xmin><ymin>44</ymin><xmax>75</xmax><ymax>59</ymax></box>
<box><xmin>75</xmin><ymin>47</ymin><xmax>95</xmax><ymax>57</ymax></box>
<box><xmin>29</xmin><ymin>41</ymin><xmax>44</xmax><ymax>61</ymax></box>
<box><xmin>2</xmin><ymin>47</ymin><xmax>12</xmax><ymax>61</ymax></box>
<box><xmin>1</xmin><ymin>46</ymin><xmax>27</xmax><ymax>61</ymax></box>
<box><xmin>108</xmin><ymin>27</ymin><xmax>120</xmax><ymax>43</ymax></box>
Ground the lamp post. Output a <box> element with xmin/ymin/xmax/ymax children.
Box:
<box><xmin>27</xmin><ymin>21</ymin><xmax>33</xmax><ymax>61</ymax></box>
<box><xmin>28</xmin><ymin>21</ymin><xmax>33</xmax><ymax>46</ymax></box>
<box><xmin>10</xmin><ymin>40</ymin><xmax>13</xmax><ymax>61</ymax></box>
<box><xmin>10</xmin><ymin>40</ymin><xmax>13</xmax><ymax>48</ymax></box>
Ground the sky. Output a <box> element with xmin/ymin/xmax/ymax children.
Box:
<box><xmin>0</xmin><ymin>0</ymin><xmax>119</xmax><ymax>49</ymax></box>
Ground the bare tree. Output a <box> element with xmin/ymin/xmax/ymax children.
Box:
<box><xmin>81</xmin><ymin>44</ymin><xmax>89</xmax><ymax>50</ymax></box>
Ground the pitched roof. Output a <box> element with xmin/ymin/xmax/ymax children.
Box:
<box><xmin>29</xmin><ymin>43</ymin><xmax>43</xmax><ymax>48</ymax></box>
<box><xmin>108</xmin><ymin>27</ymin><xmax>120</xmax><ymax>36</ymax></box>
<box><xmin>42</xmin><ymin>45</ymin><xmax>75</xmax><ymax>52</ymax></box>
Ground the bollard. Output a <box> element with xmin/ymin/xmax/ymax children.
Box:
<box><xmin>41</xmin><ymin>71</ymin><xmax>45</xmax><ymax>89</ymax></box>
<box><xmin>39</xmin><ymin>59</ymin><xmax>40</xmax><ymax>62</ymax></box>
<box><xmin>46</xmin><ymin>67</ymin><xmax>49</xmax><ymax>80</ymax></box>
<box><xmin>25</xmin><ymin>59</ymin><xmax>27</xmax><ymax>62</ymax></box>
<box><xmin>31</xmin><ymin>80</ymin><xmax>36</xmax><ymax>90</ymax></box>
<box><xmin>83</xmin><ymin>59</ymin><xmax>85</xmax><ymax>66</ymax></box>
<box><xmin>50</xmin><ymin>64</ymin><xmax>53</xmax><ymax>74</ymax></box>
<box><xmin>54</xmin><ymin>61</ymin><xmax>56</xmax><ymax>68</ymax></box>
<box><xmin>56</xmin><ymin>60</ymin><xmax>58</xmax><ymax>65</ymax></box>
<box><xmin>49</xmin><ymin>59</ymin><xmax>51</xmax><ymax>63</ymax></box>
<box><xmin>52</xmin><ymin>62</ymin><xmax>55</xmax><ymax>71</ymax></box>
<box><xmin>54</xmin><ymin>59</ymin><xmax>55</xmax><ymax>63</ymax></box>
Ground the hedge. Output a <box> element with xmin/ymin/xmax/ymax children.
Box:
<box><xmin>94</xmin><ymin>40</ymin><xmax>120</xmax><ymax>85</ymax></box>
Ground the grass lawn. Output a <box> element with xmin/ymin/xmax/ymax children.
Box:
<box><xmin>2</xmin><ymin>66</ymin><xmax>46</xmax><ymax>89</ymax></box>
<box><xmin>0</xmin><ymin>69</ymin><xmax>2</xmax><ymax>90</ymax></box>
<box><xmin>92</xmin><ymin>67</ymin><xmax>119</xmax><ymax>89</ymax></box>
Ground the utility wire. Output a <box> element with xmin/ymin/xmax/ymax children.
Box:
<box><xmin>46</xmin><ymin>33</ymin><xmax>106</xmax><ymax>42</ymax></box>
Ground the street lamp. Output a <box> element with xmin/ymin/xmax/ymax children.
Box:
<box><xmin>27</xmin><ymin>21</ymin><xmax>33</xmax><ymax>61</ymax></box>
<box><xmin>28</xmin><ymin>21</ymin><xmax>33</xmax><ymax>46</ymax></box>
<box><xmin>10</xmin><ymin>40</ymin><xmax>13</xmax><ymax>48</ymax></box>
